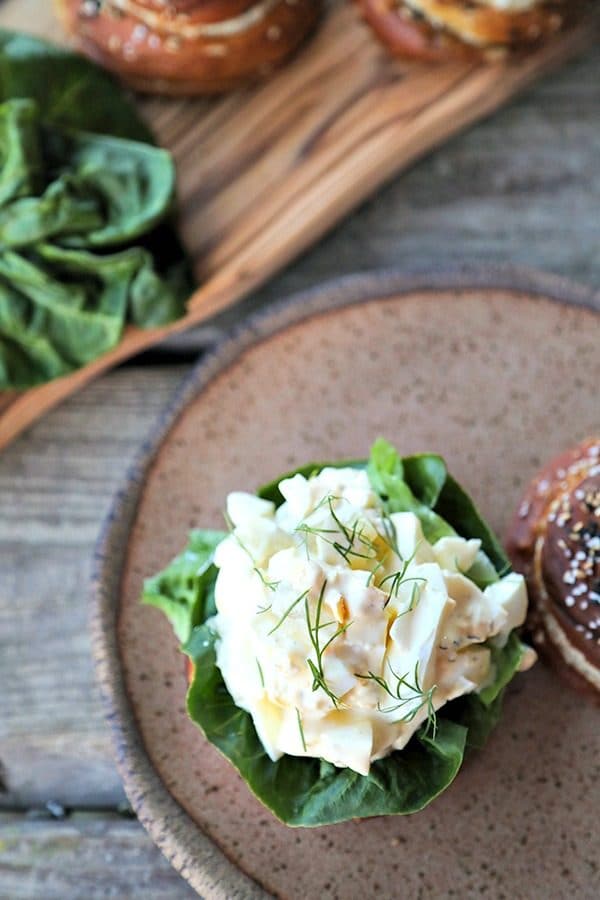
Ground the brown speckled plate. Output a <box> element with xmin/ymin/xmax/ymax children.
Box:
<box><xmin>93</xmin><ymin>268</ymin><xmax>599</xmax><ymax>900</ymax></box>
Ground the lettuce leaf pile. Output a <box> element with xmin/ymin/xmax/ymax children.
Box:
<box><xmin>0</xmin><ymin>29</ymin><xmax>153</xmax><ymax>142</ymax></box>
<box><xmin>142</xmin><ymin>439</ymin><xmax>528</xmax><ymax>826</ymax></box>
<box><xmin>0</xmin><ymin>31</ymin><xmax>193</xmax><ymax>388</ymax></box>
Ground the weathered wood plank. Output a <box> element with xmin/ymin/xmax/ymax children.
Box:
<box><xmin>0</xmin><ymin>812</ymin><xmax>196</xmax><ymax>899</ymax></box>
<box><xmin>0</xmin><ymin>368</ymin><xmax>186</xmax><ymax>810</ymax></box>
<box><xmin>156</xmin><ymin>42</ymin><xmax>600</xmax><ymax>347</ymax></box>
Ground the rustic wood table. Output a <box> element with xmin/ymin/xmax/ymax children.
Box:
<box><xmin>1</xmin><ymin>41</ymin><xmax>599</xmax><ymax>898</ymax></box>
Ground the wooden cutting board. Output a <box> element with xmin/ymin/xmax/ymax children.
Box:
<box><xmin>0</xmin><ymin>0</ymin><xmax>597</xmax><ymax>449</ymax></box>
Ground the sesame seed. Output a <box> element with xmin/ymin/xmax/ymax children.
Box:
<box><xmin>81</xmin><ymin>0</ymin><xmax>100</xmax><ymax>16</ymax></box>
<box><xmin>132</xmin><ymin>24</ymin><xmax>148</xmax><ymax>42</ymax></box>
<box><xmin>204</xmin><ymin>43</ymin><xmax>227</xmax><ymax>57</ymax></box>
<box><xmin>165</xmin><ymin>36</ymin><xmax>182</xmax><ymax>52</ymax></box>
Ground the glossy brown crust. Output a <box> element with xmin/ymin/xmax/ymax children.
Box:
<box><xmin>355</xmin><ymin>0</ymin><xmax>586</xmax><ymax>62</ymax></box>
<box><xmin>506</xmin><ymin>438</ymin><xmax>600</xmax><ymax>702</ymax></box>
<box><xmin>54</xmin><ymin>0</ymin><xmax>322</xmax><ymax>94</ymax></box>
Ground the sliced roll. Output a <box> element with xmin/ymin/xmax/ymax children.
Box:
<box><xmin>507</xmin><ymin>438</ymin><xmax>600</xmax><ymax>702</ymax></box>
<box><xmin>55</xmin><ymin>0</ymin><xmax>322</xmax><ymax>94</ymax></box>
<box><xmin>355</xmin><ymin>0</ymin><xmax>589</xmax><ymax>61</ymax></box>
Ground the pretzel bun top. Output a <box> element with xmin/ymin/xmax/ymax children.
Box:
<box><xmin>54</xmin><ymin>0</ymin><xmax>322</xmax><ymax>94</ymax></box>
<box><xmin>507</xmin><ymin>438</ymin><xmax>600</xmax><ymax>700</ymax></box>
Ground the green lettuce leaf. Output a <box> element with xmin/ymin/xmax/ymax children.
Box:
<box><xmin>42</xmin><ymin>127</ymin><xmax>176</xmax><ymax>247</ymax></box>
<box><xmin>144</xmin><ymin>441</ymin><xmax>528</xmax><ymax>825</ymax></box>
<box><xmin>478</xmin><ymin>631</ymin><xmax>526</xmax><ymax>706</ymax></box>
<box><xmin>448</xmin><ymin>633</ymin><xmax>526</xmax><ymax>751</ymax></box>
<box><xmin>0</xmin><ymin>97</ymin><xmax>193</xmax><ymax>388</ymax></box>
<box><xmin>0</xmin><ymin>29</ymin><xmax>153</xmax><ymax>142</ymax></box>
<box><xmin>435</xmin><ymin>473</ymin><xmax>510</xmax><ymax>577</ymax></box>
<box><xmin>185</xmin><ymin>622</ymin><xmax>466</xmax><ymax>826</ymax></box>
<box><xmin>367</xmin><ymin>439</ymin><xmax>503</xmax><ymax>587</ymax></box>
<box><xmin>368</xmin><ymin>439</ymin><xmax>454</xmax><ymax>545</ymax></box>
<box><xmin>448</xmin><ymin>692</ymin><xmax>505</xmax><ymax>752</ymax></box>
<box><xmin>0</xmin><ymin>96</ymin><xmax>43</xmax><ymax>205</ymax></box>
<box><xmin>142</xmin><ymin>530</ymin><xmax>225</xmax><ymax>644</ymax></box>
<box><xmin>257</xmin><ymin>458</ymin><xmax>363</xmax><ymax>506</ymax></box>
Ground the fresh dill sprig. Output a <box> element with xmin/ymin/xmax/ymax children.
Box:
<box><xmin>256</xmin><ymin>658</ymin><xmax>265</xmax><ymax>688</ymax></box>
<box><xmin>304</xmin><ymin>580</ymin><xmax>352</xmax><ymax>708</ymax></box>
<box><xmin>296</xmin><ymin>707</ymin><xmax>307</xmax><ymax>751</ymax></box>
<box><xmin>355</xmin><ymin>661</ymin><xmax>437</xmax><ymax>736</ymax></box>
<box><xmin>223</xmin><ymin>510</ymin><xmax>281</xmax><ymax>593</ymax></box>
<box><xmin>268</xmin><ymin>589</ymin><xmax>310</xmax><ymax>635</ymax></box>
<box><xmin>305</xmin><ymin>492</ymin><xmax>343</xmax><ymax>519</ymax></box>
<box><xmin>366</xmin><ymin>558</ymin><xmax>386</xmax><ymax>587</ymax></box>
<box><xmin>379</xmin><ymin>512</ymin><xmax>400</xmax><ymax>557</ymax></box>
<box><xmin>296</xmin><ymin>503</ymin><xmax>378</xmax><ymax>566</ymax></box>
<box><xmin>402</xmin><ymin>580</ymin><xmax>424</xmax><ymax>617</ymax></box>
<box><xmin>377</xmin><ymin>543</ymin><xmax>425</xmax><ymax>608</ymax></box>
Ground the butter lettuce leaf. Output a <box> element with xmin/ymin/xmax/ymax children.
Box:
<box><xmin>368</xmin><ymin>439</ymin><xmax>454</xmax><ymax>545</ymax></box>
<box><xmin>0</xmin><ymin>31</ymin><xmax>194</xmax><ymax>388</ymax></box>
<box><xmin>0</xmin><ymin>29</ymin><xmax>153</xmax><ymax>142</ymax></box>
<box><xmin>435</xmin><ymin>473</ymin><xmax>510</xmax><ymax>577</ymax></box>
<box><xmin>185</xmin><ymin>621</ymin><xmax>466</xmax><ymax>826</ymax></box>
<box><xmin>42</xmin><ymin>128</ymin><xmax>176</xmax><ymax>247</ymax></box>
<box><xmin>144</xmin><ymin>441</ymin><xmax>527</xmax><ymax>825</ymax></box>
<box><xmin>478</xmin><ymin>631</ymin><xmax>526</xmax><ymax>706</ymax></box>
<box><xmin>0</xmin><ymin>97</ymin><xmax>193</xmax><ymax>388</ymax></box>
<box><xmin>258</xmin><ymin>458</ymin><xmax>363</xmax><ymax>506</ymax></box>
<box><xmin>142</xmin><ymin>530</ymin><xmax>225</xmax><ymax>644</ymax></box>
<box><xmin>449</xmin><ymin>634</ymin><xmax>526</xmax><ymax>751</ymax></box>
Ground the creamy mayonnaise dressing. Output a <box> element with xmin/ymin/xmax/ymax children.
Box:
<box><xmin>472</xmin><ymin>0</ymin><xmax>541</xmax><ymax>10</ymax></box>
<box><xmin>209</xmin><ymin>467</ymin><xmax>528</xmax><ymax>776</ymax></box>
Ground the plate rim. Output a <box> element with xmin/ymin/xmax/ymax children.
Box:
<box><xmin>90</xmin><ymin>265</ymin><xmax>599</xmax><ymax>899</ymax></box>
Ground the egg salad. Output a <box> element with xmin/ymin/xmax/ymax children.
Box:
<box><xmin>210</xmin><ymin>466</ymin><xmax>529</xmax><ymax>776</ymax></box>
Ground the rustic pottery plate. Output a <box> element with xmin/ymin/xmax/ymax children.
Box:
<box><xmin>93</xmin><ymin>268</ymin><xmax>599</xmax><ymax>899</ymax></box>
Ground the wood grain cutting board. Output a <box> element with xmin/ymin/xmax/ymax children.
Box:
<box><xmin>0</xmin><ymin>0</ymin><xmax>597</xmax><ymax>449</ymax></box>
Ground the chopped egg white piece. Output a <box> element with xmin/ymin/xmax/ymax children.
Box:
<box><xmin>209</xmin><ymin>467</ymin><xmax>529</xmax><ymax>776</ymax></box>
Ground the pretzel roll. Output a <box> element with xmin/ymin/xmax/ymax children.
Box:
<box><xmin>54</xmin><ymin>0</ymin><xmax>322</xmax><ymax>94</ymax></box>
<box><xmin>356</xmin><ymin>0</ymin><xmax>482</xmax><ymax>61</ymax></box>
<box><xmin>355</xmin><ymin>0</ymin><xmax>586</xmax><ymax>62</ymax></box>
<box><xmin>506</xmin><ymin>438</ymin><xmax>600</xmax><ymax>702</ymax></box>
